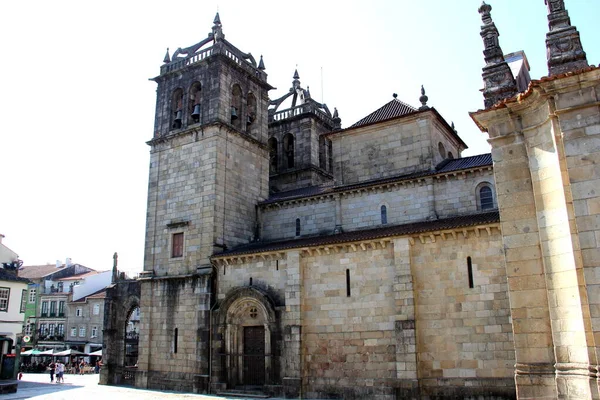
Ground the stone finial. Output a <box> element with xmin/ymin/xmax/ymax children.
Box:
<box><xmin>419</xmin><ymin>85</ymin><xmax>429</xmax><ymax>110</ymax></box>
<box><xmin>292</xmin><ymin>69</ymin><xmax>300</xmax><ymax>90</ymax></box>
<box><xmin>258</xmin><ymin>55</ymin><xmax>265</xmax><ymax>70</ymax></box>
<box><xmin>451</xmin><ymin>121</ymin><xmax>457</xmax><ymax>132</ymax></box>
<box><xmin>545</xmin><ymin>0</ymin><xmax>588</xmax><ymax>75</ymax></box>
<box><xmin>333</xmin><ymin>107</ymin><xmax>341</xmax><ymax>130</ymax></box>
<box><xmin>306</xmin><ymin>85</ymin><xmax>311</xmax><ymax>98</ymax></box>
<box><xmin>393</xmin><ymin>93</ymin><xmax>398</xmax><ymax>99</ymax></box>
<box><xmin>163</xmin><ymin>48</ymin><xmax>171</xmax><ymax>64</ymax></box>
<box><xmin>212</xmin><ymin>12</ymin><xmax>224</xmax><ymax>41</ymax></box>
<box><xmin>478</xmin><ymin>2</ymin><xmax>518</xmax><ymax>109</ymax></box>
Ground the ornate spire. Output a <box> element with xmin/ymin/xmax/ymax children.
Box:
<box><xmin>163</xmin><ymin>48</ymin><xmax>170</xmax><ymax>64</ymax></box>
<box><xmin>212</xmin><ymin>12</ymin><xmax>224</xmax><ymax>41</ymax></box>
<box><xmin>258</xmin><ymin>55</ymin><xmax>265</xmax><ymax>70</ymax></box>
<box><xmin>419</xmin><ymin>85</ymin><xmax>429</xmax><ymax>110</ymax></box>
<box><xmin>545</xmin><ymin>0</ymin><xmax>588</xmax><ymax>75</ymax></box>
<box><xmin>478</xmin><ymin>2</ymin><xmax>518</xmax><ymax>109</ymax></box>
<box><xmin>292</xmin><ymin>69</ymin><xmax>300</xmax><ymax>90</ymax></box>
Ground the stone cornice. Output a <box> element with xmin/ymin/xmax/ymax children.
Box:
<box><xmin>211</xmin><ymin>222</ymin><xmax>501</xmax><ymax>265</ymax></box>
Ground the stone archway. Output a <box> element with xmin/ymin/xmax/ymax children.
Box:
<box><xmin>100</xmin><ymin>280</ymin><xmax>141</xmax><ymax>386</ymax></box>
<box><xmin>217</xmin><ymin>287</ymin><xmax>277</xmax><ymax>390</ymax></box>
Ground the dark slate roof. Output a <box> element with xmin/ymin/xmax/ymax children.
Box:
<box><xmin>262</xmin><ymin>154</ymin><xmax>493</xmax><ymax>205</ymax></box>
<box><xmin>0</xmin><ymin>268</ymin><xmax>31</xmax><ymax>283</ymax></box>
<box><xmin>267</xmin><ymin>182</ymin><xmax>335</xmax><ymax>203</ymax></box>
<box><xmin>435</xmin><ymin>153</ymin><xmax>493</xmax><ymax>173</ymax></box>
<box><xmin>349</xmin><ymin>98</ymin><xmax>418</xmax><ymax>128</ymax></box>
<box><xmin>213</xmin><ymin>211</ymin><xmax>500</xmax><ymax>257</ymax></box>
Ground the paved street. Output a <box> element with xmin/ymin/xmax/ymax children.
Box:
<box><xmin>3</xmin><ymin>373</ymin><xmax>228</xmax><ymax>400</ymax></box>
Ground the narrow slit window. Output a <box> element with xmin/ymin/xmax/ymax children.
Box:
<box><xmin>249</xmin><ymin>277</ymin><xmax>253</xmax><ymax>286</ymax></box>
<box><xmin>276</xmin><ymin>260</ymin><xmax>279</xmax><ymax>271</ymax></box>
<box><xmin>174</xmin><ymin>328</ymin><xmax>178</xmax><ymax>353</ymax></box>
<box><xmin>346</xmin><ymin>269</ymin><xmax>351</xmax><ymax>297</ymax></box>
<box><xmin>467</xmin><ymin>256</ymin><xmax>474</xmax><ymax>288</ymax></box>
<box><xmin>295</xmin><ymin>218</ymin><xmax>301</xmax><ymax>236</ymax></box>
<box><xmin>381</xmin><ymin>205</ymin><xmax>388</xmax><ymax>224</ymax></box>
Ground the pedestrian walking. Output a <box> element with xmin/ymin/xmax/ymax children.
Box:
<box><xmin>49</xmin><ymin>362</ymin><xmax>55</xmax><ymax>383</ymax></box>
<box><xmin>56</xmin><ymin>361</ymin><xmax>65</xmax><ymax>383</ymax></box>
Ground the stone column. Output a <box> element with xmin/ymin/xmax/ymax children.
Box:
<box><xmin>486</xmin><ymin>130</ymin><xmax>557</xmax><ymax>400</ymax></box>
<box><xmin>282</xmin><ymin>250</ymin><xmax>302</xmax><ymax>398</ymax></box>
<box><xmin>392</xmin><ymin>237</ymin><xmax>419</xmax><ymax>398</ymax></box>
<box><xmin>521</xmin><ymin>112</ymin><xmax>592</xmax><ymax>399</ymax></box>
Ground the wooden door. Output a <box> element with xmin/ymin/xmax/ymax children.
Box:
<box><xmin>243</xmin><ymin>326</ymin><xmax>265</xmax><ymax>385</ymax></box>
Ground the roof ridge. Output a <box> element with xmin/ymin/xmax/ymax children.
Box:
<box><xmin>349</xmin><ymin>97</ymin><xmax>418</xmax><ymax>128</ymax></box>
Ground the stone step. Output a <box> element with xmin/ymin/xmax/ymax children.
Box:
<box><xmin>217</xmin><ymin>390</ymin><xmax>270</xmax><ymax>398</ymax></box>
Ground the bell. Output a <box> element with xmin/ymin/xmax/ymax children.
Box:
<box><xmin>247</xmin><ymin>115</ymin><xmax>253</xmax><ymax>125</ymax></box>
<box><xmin>173</xmin><ymin>109</ymin><xmax>182</xmax><ymax>129</ymax></box>
<box><xmin>192</xmin><ymin>104</ymin><xmax>201</xmax><ymax>122</ymax></box>
<box><xmin>230</xmin><ymin>106</ymin><xmax>238</xmax><ymax>120</ymax></box>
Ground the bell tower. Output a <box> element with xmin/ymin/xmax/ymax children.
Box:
<box><xmin>143</xmin><ymin>13</ymin><xmax>273</xmax><ymax>278</ymax></box>
<box><xmin>136</xmin><ymin>13</ymin><xmax>272</xmax><ymax>392</ymax></box>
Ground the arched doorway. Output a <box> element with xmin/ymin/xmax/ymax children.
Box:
<box><xmin>218</xmin><ymin>287</ymin><xmax>277</xmax><ymax>391</ymax></box>
<box><xmin>122</xmin><ymin>305</ymin><xmax>140</xmax><ymax>385</ymax></box>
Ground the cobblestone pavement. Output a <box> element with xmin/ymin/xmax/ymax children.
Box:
<box><xmin>2</xmin><ymin>373</ymin><xmax>236</xmax><ymax>400</ymax></box>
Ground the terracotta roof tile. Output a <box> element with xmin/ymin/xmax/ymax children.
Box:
<box><xmin>349</xmin><ymin>98</ymin><xmax>417</xmax><ymax>128</ymax></box>
<box><xmin>213</xmin><ymin>211</ymin><xmax>500</xmax><ymax>258</ymax></box>
<box><xmin>18</xmin><ymin>264</ymin><xmax>68</xmax><ymax>279</ymax></box>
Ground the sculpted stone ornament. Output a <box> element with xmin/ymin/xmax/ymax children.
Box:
<box><xmin>545</xmin><ymin>0</ymin><xmax>588</xmax><ymax>75</ymax></box>
<box><xmin>478</xmin><ymin>2</ymin><xmax>518</xmax><ymax>108</ymax></box>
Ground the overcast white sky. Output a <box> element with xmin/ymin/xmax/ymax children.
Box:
<box><xmin>1</xmin><ymin>1</ymin><xmax>598</xmax><ymax>274</ymax></box>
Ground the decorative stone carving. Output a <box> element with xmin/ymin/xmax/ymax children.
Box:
<box><xmin>545</xmin><ymin>0</ymin><xmax>588</xmax><ymax>75</ymax></box>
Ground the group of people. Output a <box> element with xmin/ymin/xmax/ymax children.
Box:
<box><xmin>48</xmin><ymin>361</ymin><xmax>65</xmax><ymax>383</ymax></box>
<box><xmin>47</xmin><ymin>360</ymin><xmax>102</xmax><ymax>382</ymax></box>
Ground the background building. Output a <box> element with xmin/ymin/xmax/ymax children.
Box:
<box><xmin>0</xmin><ymin>235</ymin><xmax>28</xmax><ymax>380</ymax></box>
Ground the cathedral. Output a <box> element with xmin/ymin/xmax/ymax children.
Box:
<box><xmin>101</xmin><ymin>2</ymin><xmax>600</xmax><ymax>399</ymax></box>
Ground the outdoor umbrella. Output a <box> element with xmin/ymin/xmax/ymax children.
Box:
<box><xmin>54</xmin><ymin>349</ymin><xmax>87</xmax><ymax>357</ymax></box>
<box><xmin>20</xmin><ymin>349</ymin><xmax>41</xmax><ymax>356</ymax></box>
<box><xmin>39</xmin><ymin>349</ymin><xmax>54</xmax><ymax>356</ymax></box>
<box><xmin>88</xmin><ymin>349</ymin><xmax>102</xmax><ymax>356</ymax></box>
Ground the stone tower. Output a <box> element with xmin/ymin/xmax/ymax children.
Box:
<box><xmin>136</xmin><ymin>14</ymin><xmax>272</xmax><ymax>390</ymax></box>
<box><xmin>267</xmin><ymin>70</ymin><xmax>341</xmax><ymax>193</ymax></box>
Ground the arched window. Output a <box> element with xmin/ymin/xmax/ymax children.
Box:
<box><xmin>381</xmin><ymin>205</ymin><xmax>388</xmax><ymax>224</ymax></box>
<box><xmin>327</xmin><ymin>139</ymin><xmax>333</xmax><ymax>173</ymax></box>
<box><xmin>268</xmin><ymin>138</ymin><xmax>278</xmax><ymax>173</ymax></box>
<box><xmin>480</xmin><ymin>186</ymin><xmax>494</xmax><ymax>210</ymax></box>
<box><xmin>189</xmin><ymin>82</ymin><xmax>201</xmax><ymax>124</ymax></box>
<box><xmin>283</xmin><ymin>134</ymin><xmax>295</xmax><ymax>168</ymax></box>
<box><xmin>295</xmin><ymin>218</ymin><xmax>301</xmax><ymax>236</ymax></box>
<box><xmin>476</xmin><ymin>183</ymin><xmax>495</xmax><ymax>211</ymax></box>
<box><xmin>246</xmin><ymin>93</ymin><xmax>257</xmax><ymax>134</ymax></box>
<box><xmin>171</xmin><ymin>89</ymin><xmax>184</xmax><ymax>129</ymax></box>
<box><xmin>438</xmin><ymin>142</ymin><xmax>446</xmax><ymax>159</ymax></box>
<box><xmin>447</xmin><ymin>151</ymin><xmax>454</xmax><ymax>159</ymax></box>
<box><xmin>231</xmin><ymin>84</ymin><xmax>243</xmax><ymax>130</ymax></box>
